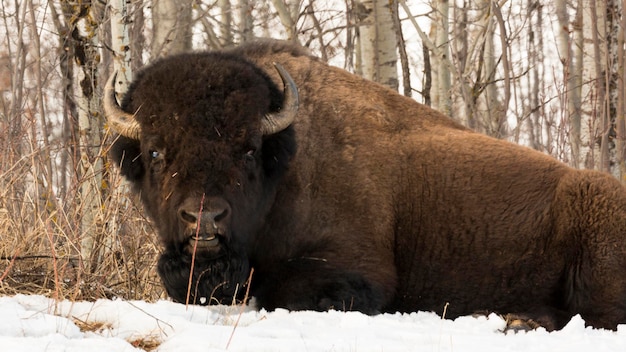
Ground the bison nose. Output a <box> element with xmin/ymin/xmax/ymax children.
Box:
<box><xmin>178</xmin><ymin>197</ymin><xmax>232</xmax><ymax>230</ymax></box>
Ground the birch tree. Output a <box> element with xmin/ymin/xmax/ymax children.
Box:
<box><xmin>472</xmin><ymin>0</ymin><xmax>501</xmax><ymax>136</ymax></box>
<box><xmin>354</xmin><ymin>0</ymin><xmax>399</xmax><ymax>91</ymax></box>
<box><xmin>239</xmin><ymin>0</ymin><xmax>254</xmax><ymax>42</ymax></box>
<box><xmin>578</xmin><ymin>0</ymin><xmax>603</xmax><ymax>170</ymax></box>
<box><xmin>391</xmin><ymin>0</ymin><xmax>411</xmax><ymax>97</ymax></box>
<box><xmin>272</xmin><ymin>0</ymin><xmax>299</xmax><ymax>42</ymax></box>
<box><xmin>555</xmin><ymin>0</ymin><xmax>584</xmax><ymax>168</ymax></box>
<box><xmin>151</xmin><ymin>0</ymin><xmax>194</xmax><ymax>58</ymax></box>
<box><xmin>54</xmin><ymin>2</ymin><xmax>108</xmax><ymax>271</ymax></box>
<box><xmin>576</xmin><ymin>0</ymin><xmax>622</xmax><ymax>174</ymax></box>
<box><xmin>602</xmin><ymin>0</ymin><xmax>623</xmax><ymax>176</ymax></box>
<box><xmin>110</xmin><ymin>0</ymin><xmax>133</xmax><ymax>92</ymax></box>
<box><xmin>219</xmin><ymin>0</ymin><xmax>234</xmax><ymax>46</ymax></box>
<box><xmin>431</xmin><ymin>0</ymin><xmax>452</xmax><ymax>116</ymax></box>
<box><xmin>617</xmin><ymin>2</ymin><xmax>626</xmax><ymax>183</ymax></box>
<box><xmin>524</xmin><ymin>1</ymin><xmax>547</xmax><ymax>152</ymax></box>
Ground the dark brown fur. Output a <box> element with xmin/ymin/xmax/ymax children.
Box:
<box><xmin>109</xmin><ymin>39</ymin><xmax>626</xmax><ymax>330</ymax></box>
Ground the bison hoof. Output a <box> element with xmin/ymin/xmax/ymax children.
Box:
<box><xmin>501</xmin><ymin>313</ymin><xmax>547</xmax><ymax>333</ymax></box>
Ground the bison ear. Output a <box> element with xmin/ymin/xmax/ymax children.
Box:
<box><xmin>109</xmin><ymin>135</ymin><xmax>145</xmax><ymax>183</ymax></box>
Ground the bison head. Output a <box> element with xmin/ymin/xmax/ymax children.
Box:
<box><xmin>105</xmin><ymin>53</ymin><xmax>298</xmax><ymax>304</ymax></box>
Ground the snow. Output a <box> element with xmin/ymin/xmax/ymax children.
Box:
<box><xmin>0</xmin><ymin>294</ymin><xmax>624</xmax><ymax>351</ymax></box>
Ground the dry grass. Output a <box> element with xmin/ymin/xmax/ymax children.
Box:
<box><xmin>0</xmin><ymin>137</ymin><xmax>166</xmax><ymax>351</ymax></box>
<box><xmin>72</xmin><ymin>317</ymin><xmax>162</xmax><ymax>351</ymax></box>
<box><xmin>127</xmin><ymin>335</ymin><xmax>162</xmax><ymax>351</ymax></box>
<box><xmin>0</xmin><ymin>143</ymin><xmax>164</xmax><ymax>303</ymax></box>
<box><xmin>72</xmin><ymin>317</ymin><xmax>114</xmax><ymax>334</ymax></box>
<box><xmin>0</xmin><ymin>9</ymin><xmax>164</xmax><ymax>302</ymax></box>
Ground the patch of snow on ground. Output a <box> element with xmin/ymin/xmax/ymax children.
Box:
<box><xmin>0</xmin><ymin>294</ymin><xmax>624</xmax><ymax>351</ymax></box>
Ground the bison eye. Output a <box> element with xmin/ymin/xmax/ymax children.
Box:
<box><xmin>148</xmin><ymin>148</ymin><xmax>166</xmax><ymax>173</ymax></box>
<box><xmin>244</xmin><ymin>149</ymin><xmax>256</xmax><ymax>164</ymax></box>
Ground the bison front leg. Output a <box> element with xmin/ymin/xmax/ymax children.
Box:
<box><xmin>252</xmin><ymin>258</ymin><xmax>385</xmax><ymax>314</ymax></box>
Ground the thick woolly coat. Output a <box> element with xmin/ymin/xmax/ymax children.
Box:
<box><xmin>110</xmin><ymin>40</ymin><xmax>626</xmax><ymax>330</ymax></box>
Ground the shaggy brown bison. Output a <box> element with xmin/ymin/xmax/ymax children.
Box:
<box><xmin>105</xmin><ymin>39</ymin><xmax>626</xmax><ymax>331</ymax></box>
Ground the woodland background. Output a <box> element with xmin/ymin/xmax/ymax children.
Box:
<box><xmin>0</xmin><ymin>0</ymin><xmax>624</xmax><ymax>303</ymax></box>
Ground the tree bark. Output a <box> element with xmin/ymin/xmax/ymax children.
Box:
<box><xmin>481</xmin><ymin>0</ymin><xmax>499</xmax><ymax>136</ymax></box>
<box><xmin>616</xmin><ymin>0</ymin><xmax>626</xmax><ymax>183</ymax></box>
<box><xmin>129</xmin><ymin>0</ymin><xmax>145</xmax><ymax>74</ymax></box>
<box><xmin>239</xmin><ymin>0</ymin><xmax>254</xmax><ymax>42</ymax></box>
<box><xmin>110</xmin><ymin>0</ymin><xmax>132</xmax><ymax>91</ymax></box>
<box><xmin>603</xmin><ymin>0</ymin><xmax>622</xmax><ymax>178</ymax></box>
<box><xmin>583</xmin><ymin>0</ymin><xmax>612</xmax><ymax>173</ymax></box>
<box><xmin>434</xmin><ymin>0</ymin><xmax>451</xmax><ymax>115</ymax></box>
<box><xmin>151</xmin><ymin>0</ymin><xmax>193</xmax><ymax>58</ymax></box>
<box><xmin>391</xmin><ymin>0</ymin><xmax>410</xmax><ymax>96</ymax></box>
<box><xmin>219</xmin><ymin>0</ymin><xmax>234</xmax><ymax>46</ymax></box>
<box><xmin>272</xmin><ymin>0</ymin><xmax>298</xmax><ymax>42</ymax></box>
<box><xmin>355</xmin><ymin>0</ymin><xmax>399</xmax><ymax>91</ymax></box>
<box><xmin>60</xmin><ymin>1</ymin><xmax>108</xmax><ymax>271</ymax></box>
<box><xmin>525</xmin><ymin>1</ymin><xmax>546</xmax><ymax>152</ymax></box>
<box><xmin>570</xmin><ymin>0</ymin><xmax>583</xmax><ymax>167</ymax></box>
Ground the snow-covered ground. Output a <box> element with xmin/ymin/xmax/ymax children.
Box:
<box><xmin>1</xmin><ymin>294</ymin><xmax>624</xmax><ymax>351</ymax></box>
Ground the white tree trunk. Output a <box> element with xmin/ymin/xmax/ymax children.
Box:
<box><xmin>73</xmin><ymin>4</ymin><xmax>106</xmax><ymax>270</ymax></box>
<box><xmin>616</xmin><ymin>0</ymin><xmax>626</xmax><ymax>183</ymax></box>
<box><xmin>576</xmin><ymin>0</ymin><xmax>620</xmax><ymax>176</ymax></box>
<box><xmin>355</xmin><ymin>0</ymin><xmax>399</xmax><ymax>91</ymax></box>
<box><xmin>481</xmin><ymin>0</ymin><xmax>499</xmax><ymax>136</ymax></box>
<box><xmin>434</xmin><ymin>0</ymin><xmax>451</xmax><ymax>116</ymax></box>
<box><xmin>239</xmin><ymin>0</ymin><xmax>254</xmax><ymax>42</ymax></box>
<box><xmin>571</xmin><ymin>0</ymin><xmax>584</xmax><ymax>168</ymax></box>
<box><xmin>556</xmin><ymin>0</ymin><xmax>584</xmax><ymax>167</ymax></box>
<box><xmin>151</xmin><ymin>0</ymin><xmax>193</xmax><ymax>58</ymax></box>
<box><xmin>110</xmin><ymin>0</ymin><xmax>132</xmax><ymax>91</ymax></box>
<box><xmin>428</xmin><ymin>13</ymin><xmax>440</xmax><ymax>111</ymax></box>
<box><xmin>604</xmin><ymin>0</ymin><xmax>622</xmax><ymax>178</ymax></box>
<box><xmin>579</xmin><ymin>0</ymin><xmax>605</xmax><ymax>170</ymax></box>
<box><xmin>525</xmin><ymin>1</ymin><xmax>546</xmax><ymax>151</ymax></box>
<box><xmin>272</xmin><ymin>0</ymin><xmax>298</xmax><ymax>42</ymax></box>
<box><xmin>108</xmin><ymin>0</ymin><xmax>134</xmax><ymax>255</ymax></box>
<box><xmin>219</xmin><ymin>0</ymin><xmax>234</xmax><ymax>46</ymax></box>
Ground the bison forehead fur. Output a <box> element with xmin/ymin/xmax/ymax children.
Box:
<box><xmin>108</xmin><ymin>39</ymin><xmax>626</xmax><ymax>331</ymax></box>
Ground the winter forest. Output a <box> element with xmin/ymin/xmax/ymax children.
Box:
<box><xmin>0</xmin><ymin>0</ymin><xmax>625</xmax><ymax>315</ymax></box>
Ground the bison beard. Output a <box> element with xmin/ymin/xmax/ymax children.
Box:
<box><xmin>157</xmin><ymin>245</ymin><xmax>250</xmax><ymax>305</ymax></box>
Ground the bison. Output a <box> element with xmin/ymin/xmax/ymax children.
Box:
<box><xmin>105</xmin><ymin>39</ymin><xmax>626</xmax><ymax>331</ymax></box>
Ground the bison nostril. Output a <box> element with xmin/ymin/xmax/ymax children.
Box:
<box><xmin>179</xmin><ymin>209</ymin><xmax>198</xmax><ymax>225</ymax></box>
<box><xmin>204</xmin><ymin>197</ymin><xmax>232</xmax><ymax>226</ymax></box>
<box><xmin>214</xmin><ymin>208</ymin><xmax>229</xmax><ymax>223</ymax></box>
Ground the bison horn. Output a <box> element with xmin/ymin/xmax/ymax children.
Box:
<box><xmin>261</xmin><ymin>63</ymin><xmax>299</xmax><ymax>135</ymax></box>
<box><xmin>103</xmin><ymin>72</ymin><xmax>142</xmax><ymax>140</ymax></box>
